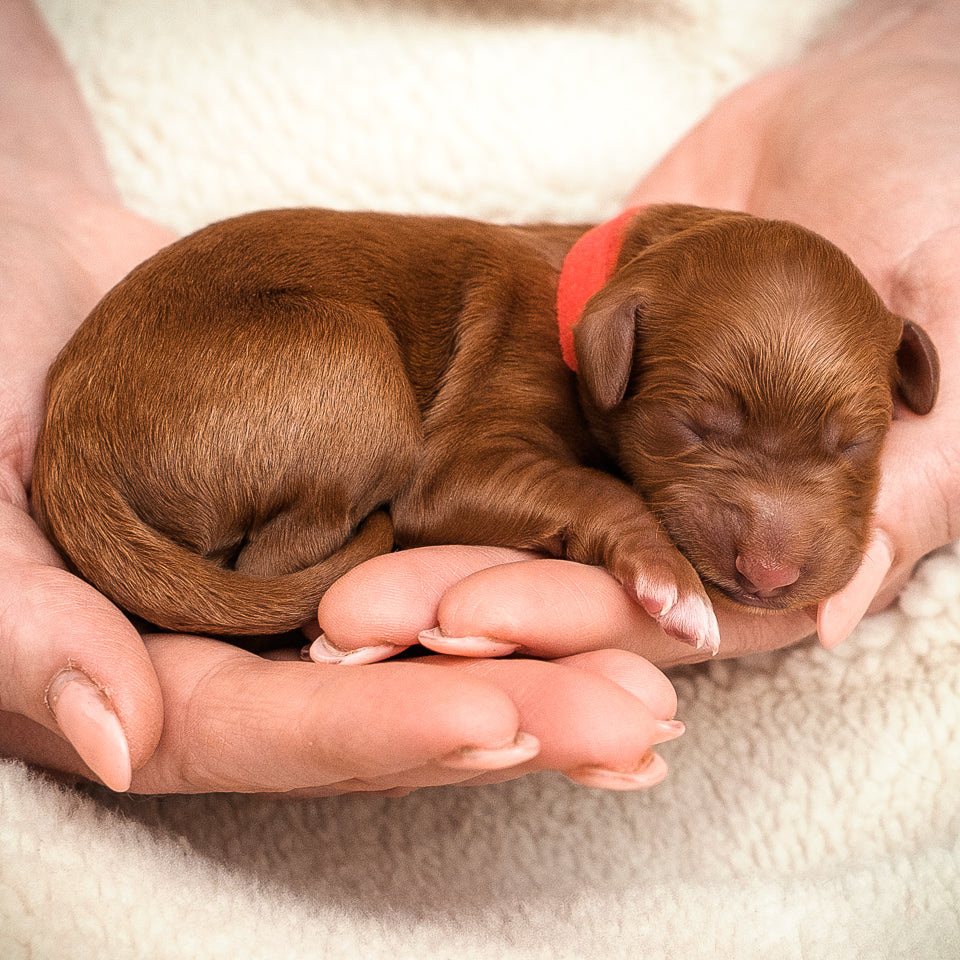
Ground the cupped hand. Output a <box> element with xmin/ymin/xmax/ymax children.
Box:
<box><xmin>0</xmin><ymin>192</ymin><xmax>175</xmax><ymax>791</ymax></box>
<box><xmin>312</xmin><ymin>1</ymin><xmax>960</xmax><ymax>668</ymax></box>
<box><xmin>627</xmin><ymin>2</ymin><xmax>960</xmax><ymax>650</ymax></box>
<box><xmin>6</xmin><ymin>634</ymin><xmax>683</xmax><ymax>795</ymax></box>
<box><xmin>1</xmin><ymin>0</ymin><xmax>687</xmax><ymax>797</ymax></box>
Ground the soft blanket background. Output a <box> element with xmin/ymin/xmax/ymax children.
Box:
<box><xmin>3</xmin><ymin>0</ymin><xmax>959</xmax><ymax>956</ymax></box>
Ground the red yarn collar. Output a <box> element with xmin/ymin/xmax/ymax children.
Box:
<box><xmin>556</xmin><ymin>208</ymin><xmax>639</xmax><ymax>371</ymax></box>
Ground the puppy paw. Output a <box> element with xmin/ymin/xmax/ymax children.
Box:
<box><xmin>633</xmin><ymin>567</ymin><xmax>720</xmax><ymax>655</ymax></box>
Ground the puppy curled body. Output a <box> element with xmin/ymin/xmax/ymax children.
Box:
<box><xmin>30</xmin><ymin>204</ymin><xmax>940</xmax><ymax>653</ymax></box>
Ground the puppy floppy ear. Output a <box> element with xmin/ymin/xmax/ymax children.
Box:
<box><xmin>896</xmin><ymin>318</ymin><xmax>940</xmax><ymax>415</ymax></box>
<box><xmin>573</xmin><ymin>280</ymin><xmax>642</xmax><ymax>410</ymax></box>
<box><xmin>572</xmin><ymin>203</ymin><xmax>738</xmax><ymax>411</ymax></box>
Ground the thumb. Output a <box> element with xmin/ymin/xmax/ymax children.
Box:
<box><xmin>817</xmin><ymin>402</ymin><xmax>960</xmax><ymax>649</ymax></box>
<box><xmin>0</xmin><ymin>504</ymin><xmax>163</xmax><ymax>790</ymax></box>
<box><xmin>816</xmin><ymin>230</ymin><xmax>960</xmax><ymax>649</ymax></box>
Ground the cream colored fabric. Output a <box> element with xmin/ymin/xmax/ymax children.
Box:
<box><xmin>4</xmin><ymin>1</ymin><xmax>958</xmax><ymax>956</ymax></box>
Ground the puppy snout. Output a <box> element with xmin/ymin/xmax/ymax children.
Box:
<box><xmin>719</xmin><ymin>486</ymin><xmax>814</xmax><ymax>607</ymax></box>
<box><xmin>735</xmin><ymin>553</ymin><xmax>801</xmax><ymax>599</ymax></box>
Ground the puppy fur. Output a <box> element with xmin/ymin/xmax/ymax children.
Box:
<box><xmin>31</xmin><ymin>204</ymin><xmax>939</xmax><ymax>650</ymax></box>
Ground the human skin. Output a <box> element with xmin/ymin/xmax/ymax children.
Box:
<box><xmin>319</xmin><ymin>0</ymin><xmax>960</xmax><ymax>668</ymax></box>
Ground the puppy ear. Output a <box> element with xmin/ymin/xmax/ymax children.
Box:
<box><xmin>573</xmin><ymin>284</ymin><xmax>639</xmax><ymax>410</ymax></box>
<box><xmin>896</xmin><ymin>318</ymin><xmax>940</xmax><ymax>415</ymax></box>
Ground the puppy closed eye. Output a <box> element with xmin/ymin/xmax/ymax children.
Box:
<box><xmin>679</xmin><ymin>401</ymin><xmax>744</xmax><ymax>446</ymax></box>
<box><xmin>824</xmin><ymin>422</ymin><xmax>882</xmax><ymax>460</ymax></box>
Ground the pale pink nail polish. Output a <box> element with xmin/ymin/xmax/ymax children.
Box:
<box><xmin>438</xmin><ymin>732</ymin><xmax>541</xmax><ymax>770</ymax></box>
<box><xmin>46</xmin><ymin>669</ymin><xmax>132</xmax><ymax>792</ymax></box>
<box><xmin>307</xmin><ymin>633</ymin><xmax>405</xmax><ymax>665</ymax></box>
<box><xmin>565</xmin><ymin>750</ymin><xmax>669</xmax><ymax>791</ymax></box>
<box><xmin>417</xmin><ymin>626</ymin><xmax>519</xmax><ymax>658</ymax></box>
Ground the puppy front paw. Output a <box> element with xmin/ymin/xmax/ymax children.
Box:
<box><xmin>630</xmin><ymin>556</ymin><xmax>721</xmax><ymax>655</ymax></box>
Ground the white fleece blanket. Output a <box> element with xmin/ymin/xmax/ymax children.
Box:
<box><xmin>4</xmin><ymin>1</ymin><xmax>959</xmax><ymax>957</ymax></box>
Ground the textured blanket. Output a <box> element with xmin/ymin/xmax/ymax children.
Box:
<box><xmin>4</xmin><ymin>1</ymin><xmax>959</xmax><ymax>957</ymax></box>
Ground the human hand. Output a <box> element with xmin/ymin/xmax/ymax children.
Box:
<box><xmin>627</xmin><ymin>0</ymin><xmax>960</xmax><ymax>650</ymax></box>
<box><xmin>2</xmin><ymin>194</ymin><xmax>690</xmax><ymax>793</ymax></box>
<box><xmin>0</xmin><ymin>187</ymin><xmax>171</xmax><ymax>791</ymax></box>
<box><xmin>1</xmin><ymin>1</ymin><xmax>683</xmax><ymax>796</ymax></box>
<box><xmin>310</xmin><ymin>0</ymin><xmax>960</xmax><ymax>668</ymax></box>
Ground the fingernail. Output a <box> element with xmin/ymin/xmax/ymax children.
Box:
<box><xmin>652</xmin><ymin>719</ymin><xmax>685</xmax><ymax>744</ymax></box>
<box><xmin>46</xmin><ymin>668</ymin><xmax>132</xmax><ymax>792</ymax></box>
<box><xmin>306</xmin><ymin>633</ymin><xmax>406</xmax><ymax>665</ymax></box>
<box><xmin>817</xmin><ymin>600</ymin><xmax>856</xmax><ymax>651</ymax></box>
<box><xmin>417</xmin><ymin>626</ymin><xmax>519</xmax><ymax>658</ymax></box>
<box><xmin>565</xmin><ymin>750</ymin><xmax>668</xmax><ymax>791</ymax></box>
<box><xmin>438</xmin><ymin>732</ymin><xmax>541</xmax><ymax>771</ymax></box>
<box><xmin>818</xmin><ymin>532</ymin><xmax>894</xmax><ymax>650</ymax></box>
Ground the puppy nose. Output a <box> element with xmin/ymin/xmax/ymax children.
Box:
<box><xmin>735</xmin><ymin>554</ymin><xmax>801</xmax><ymax>597</ymax></box>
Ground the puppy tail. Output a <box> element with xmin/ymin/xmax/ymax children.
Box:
<box><xmin>32</xmin><ymin>459</ymin><xmax>394</xmax><ymax>645</ymax></box>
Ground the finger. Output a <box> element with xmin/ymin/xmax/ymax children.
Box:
<box><xmin>428</xmin><ymin>650</ymin><xmax>679</xmax><ymax>790</ymax></box>
<box><xmin>816</xmin><ymin>531</ymin><xmax>894</xmax><ymax>649</ymax></box>
<box><xmin>421</xmin><ymin>558</ymin><xmax>662</xmax><ymax>655</ymax></box>
<box><xmin>816</xmin><ymin>234</ymin><xmax>960</xmax><ymax>647</ymax></box>
<box><xmin>561</xmin><ymin>647</ymin><xmax>679</xmax><ymax>721</ymax></box>
<box><xmin>1</xmin><ymin>647</ymin><xmax>681</xmax><ymax>797</ymax></box>
<box><xmin>814</xmin><ymin>409</ymin><xmax>958</xmax><ymax>647</ymax></box>
<box><xmin>128</xmin><ymin>635</ymin><xmax>543</xmax><ymax>794</ymax></box>
<box><xmin>417</xmin><ymin>557</ymin><xmax>815</xmax><ymax>668</ymax></box>
<box><xmin>816</xmin><ymin>376</ymin><xmax>960</xmax><ymax>647</ymax></box>
<box><xmin>309</xmin><ymin>545</ymin><xmax>533</xmax><ymax>662</ymax></box>
<box><xmin>0</xmin><ymin>504</ymin><xmax>162</xmax><ymax>791</ymax></box>
<box><xmin>286</xmin><ymin>648</ymin><xmax>682</xmax><ymax>796</ymax></box>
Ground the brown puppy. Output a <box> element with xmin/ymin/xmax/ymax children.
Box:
<box><xmin>31</xmin><ymin>204</ymin><xmax>939</xmax><ymax>653</ymax></box>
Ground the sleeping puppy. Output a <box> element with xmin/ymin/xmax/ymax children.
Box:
<box><xmin>30</xmin><ymin>204</ymin><xmax>940</xmax><ymax>653</ymax></box>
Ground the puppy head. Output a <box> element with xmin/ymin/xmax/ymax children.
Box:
<box><xmin>574</xmin><ymin>204</ymin><xmax>940</xmax><ymax>611</ymax></box>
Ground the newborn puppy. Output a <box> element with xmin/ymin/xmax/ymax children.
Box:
<box><xmin>31</xmin><ymin>204</ymin><xmax>939</xmax><ymax>653</ymax></box>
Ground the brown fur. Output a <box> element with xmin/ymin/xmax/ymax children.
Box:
<box><xmin>30</xmin><ymin>204</ymin><xmax>939</xmax><ymax>650</ymax></box>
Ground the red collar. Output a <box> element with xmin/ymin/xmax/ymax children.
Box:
<box><xmin>556</xmin><ymin>207</ymin><xmax>639</xmax><ymax>371</ymax></box>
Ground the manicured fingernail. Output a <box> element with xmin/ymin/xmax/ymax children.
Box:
<box><xmin>46</xmin><ymin>669</ymin><xmax>132</xmax><ymax>793</ymax></box>
<box><xmin>565</xmin><ymin>750</ymin><xmax>668</xmax><ymax>791</ymax></box>
<box><xmin>438</xmin><ymin>732</ymin><xmax>541</xmax><ymax>771</ymax></box>
<box><xmin>417</xmin><ymin>626</ymin><xmax>519</xmax><ymax>658</ymax></box>
<box><xmin>818</xmin><ymin>532</ymin><xmax>894</xmax><ymax>650</ymax></box>
<box><xmin>306</xmin><ymin>633</ymin><xmax>406</xmax><ymax>665</ymax></box>
<box><xmin>652</xmin><ymin>719</ymin><xmax>685</xmax><ymax>744</ymax></box>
